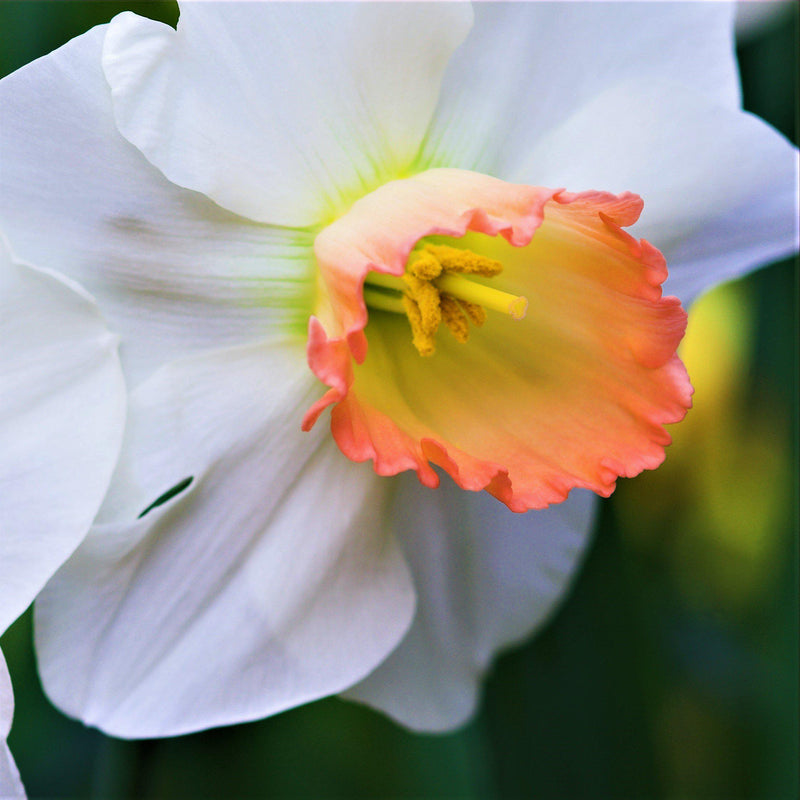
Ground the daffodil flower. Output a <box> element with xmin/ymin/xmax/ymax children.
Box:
<box><xmin>0</xmin><ymin>235</ymin><xmax>126</xmax><ymax>796</ymax></box>
<box><xmin>0</xmin><ymin>2</ymin><xmax>796</xmax><ymax>738</ymax></box>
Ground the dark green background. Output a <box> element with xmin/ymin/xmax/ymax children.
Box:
<box><xmin>1</xmin><ymin>3</ymin><xmax>797</xmax><ymax>798</ymax></box>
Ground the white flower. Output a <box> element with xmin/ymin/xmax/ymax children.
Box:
<box><xmin>0</xmin><ymin>235</ymin><xmax>126</xmax><ymax>796</ymax></box>
<box><xmin>0</xmin><ymin>2</ymin><xmax>796</xmax><ymax>738</ymax></box>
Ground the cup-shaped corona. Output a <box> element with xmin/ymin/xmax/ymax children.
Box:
<box><xmin>304</xmin><ymin>169</ymin><xmax>692</xmax><ymax>511</ymax></box>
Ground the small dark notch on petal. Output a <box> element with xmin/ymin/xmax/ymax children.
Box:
<box><xmin>138</xmin><ymin>477</ymin><xmax>194</xmax><ymax>519</ymax></box>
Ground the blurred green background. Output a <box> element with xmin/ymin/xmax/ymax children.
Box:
<box><xmin>1</xmin><ymin>3</ymin><xmax>797</xmax><ymax>798</ymax></box>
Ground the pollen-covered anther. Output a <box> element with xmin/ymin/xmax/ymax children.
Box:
<box><xmin>457</xmin><ymin>298</ymin><xmax>487</xmax><ymax>327</ymax></box>
<box><xmin>424</xmin><ymin>243</ymin><xmax>503</xmax><ymax>277</ymax></box>
<box><xmin>407</xmin><ymin>249</ymin><xmax>443</xmax><ymax>281</ymax></box>
<box><xmin>440</xmin><ymin>295</ymin><xmax>470</xmax><ymax>343</ymax></box>
<box><xmin>363</xmin><ymin>243</ymin><xmax>528</xmax><ymax>356</ymax></box>
<box><xmin>401</xmin><ymin>289</ymin><xmax>440</xmax><ymax>357</ymax></box>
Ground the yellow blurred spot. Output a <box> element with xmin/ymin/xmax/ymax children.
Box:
<box><xmin>616</xmin><ymin>279</ymin><xmax>791</xmax><ymax>609</ymax></box>
<box><xmin>679</xmin><ymin>281</ymin><xmax>754</xmax><ymax>405</ymax></box>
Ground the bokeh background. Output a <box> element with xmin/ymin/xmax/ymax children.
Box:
<box><xmin>1</xmin><ymin>2</ymin><xmax>796</xmax><ymax>798</ymax></box>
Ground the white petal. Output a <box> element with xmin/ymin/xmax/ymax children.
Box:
<box><xmin>103</xmin><ymin>3</ymin><xmax>473</xmax><ymax>226</ymax></box>
<box><xmin>0</xmin><ymin>236</ymin><xmax>125</xmax><ymax>634</ymax></box>
<box><xmin>510</xmin><ymin>80</ymin><xmax>799</xmax><ymax>304</ymax></box>
<box><xmin>1</xmin><ymin>650</ymin><xmax>25</xmax><ymax>798</ymax></box>
<box><xmin>35</xmin><ymin>342</ymin><xmax>414</xmax><ymax>737</ymax></box>
<box><xmin>0</xmin><ymin>26</ymin><xmax>314</xmax><ymax>388</ymax></box>
<box><xmin>344</xmin><ymin>475</ymin><xmax>596</xmax><ymax>732</ymax></box>
<box><xmin>422</xmin><ymin>1</ymin><xmax>740</xmax><ymax>175</ymax></box>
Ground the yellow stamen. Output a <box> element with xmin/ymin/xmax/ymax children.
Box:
<box><xmin>423</xmin><ymin>244</ymin><xmax>503</xmax><ymax>277</ymax></box>
<box><xmin>363</xmin><ymin>243</ymin><xmax>528</xmax><ymax>355</ymax></box>
<box><xmin>402</xmin><ymin>295</ymin><xmax>437</xmax><ymax>356</ymax></box>
<box><xmin>407</xmin><ymin>250</ymin><xmax>442</xmax><ymax>281</ymax></box>
<box><xmin>457</xmin><ymin>298</ymin><xmax>487</xmax><ymax>327</ymax></box>
<box><xmin>440</xmin><ymin>294</ymin><xmax>470</xmax><ymax>343</ymax></box>
<box><xmin>402</xmin><ymin>272</ymin><xmax>441</xmax><ymax>334</ymax></box>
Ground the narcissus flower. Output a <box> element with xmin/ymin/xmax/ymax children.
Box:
<box><xmin>0</xmin><ymin>235</ymin><xmax>125</xmax><ymax>796</ymax></box>
<box><xmin>0</xmin><ymin>2</ymin><xmax>796</xmax><ymax>737</ymax></box>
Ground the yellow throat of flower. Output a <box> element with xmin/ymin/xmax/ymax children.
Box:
<box><xmin>363</xmin><ymin>243</ymin><xmax>528</xmax><ymax>356</ymax></box>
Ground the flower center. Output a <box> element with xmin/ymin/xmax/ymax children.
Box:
<box><xmin>362</xmin><ymin>243</ymin><xmax>528</xmax><ymax>356</ymax></box>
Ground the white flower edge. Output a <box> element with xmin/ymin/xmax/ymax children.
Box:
<box><xmin>421</xmin><ymin>1</ymin><xmax>742</xmax><ymax>176</ymax></box>
<box><xmin>0</xmin><ymin>24</ymin><xmax>315</xmax><ymax>389</ymax></box>
<box><xmin>510</xmin><ymin>78</ymin><xmax>799</xmax><ymax>306</ymax></box>
<box><xmin>0</xmin><ymin>234</ymin><xmax>126</xmax><ymax>633</ymax></box>
<box><xmin>35</xmin><ymin>342</ymin><xmax>416</xmax><ymax>738</ymax></box>
<box><xmin>102</xmin><ymin>3</ymin><xmax>473</xmax><ymax>225</ymax></box>
<box><xmin>345</xmin><ymin>479</ymin><xmax>597</xmax><ymax>731</ymax></box>
<box><xmin>0</xmin><ymin>230</ymin><xmax>124</xmax><ymax>797</ymax></box>
<box><xmin>101</xmin><ymin>2</ymin><xmax>741</xmax><ymax>229</ymax></box>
